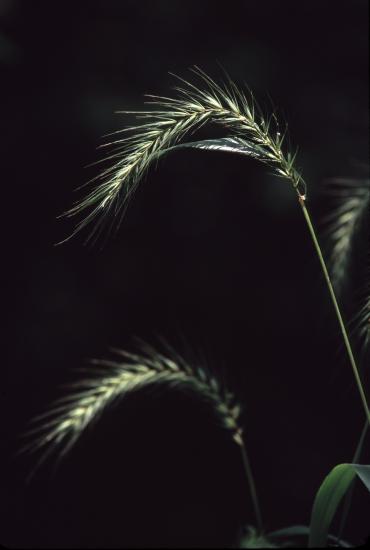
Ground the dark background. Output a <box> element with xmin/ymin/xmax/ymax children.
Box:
<box><xmin>1</xmin><ymin>0</ymin><xmax>369</xmax><ymax>547</ymax></box>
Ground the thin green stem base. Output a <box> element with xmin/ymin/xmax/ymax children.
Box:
<box><xmin>299</xmin><ymin>199</ymin><xmax>370</xmax><ymax>427</ymax></box>
<box><xmin>237</xmin><ymin>434</ymin><xmax>263</xmax><ymax>532</ymax></box>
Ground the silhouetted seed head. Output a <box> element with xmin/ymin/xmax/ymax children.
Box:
<box><xmin>22</xmin><ymin>343</ymin><xmax>243</xmax><ymax>476</ymax></box>
<box><xmin>322</xmin><ymin>177</ymin><xmax>370</xmax><ymax>293</ymax></box>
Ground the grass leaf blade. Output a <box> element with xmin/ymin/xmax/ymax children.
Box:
<box><xmin>308</xmin><ymin>463</ymin><xmax>370</xmax><ymax>548</ymax></box>
<box><xmin>268</xmin><ymin>525</ymin><xmax>351</xmax><ymax>547</ymax></box>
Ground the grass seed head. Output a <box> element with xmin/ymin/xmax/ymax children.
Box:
<box><xmin>61</xmin><ymin>67</ymin><xmax>305</xmax><ymax>244</ymax></box>
<box><xmin>22</xmin><ymin>342</ymin><xmax>243</xmax><ymax>476</ymax></box>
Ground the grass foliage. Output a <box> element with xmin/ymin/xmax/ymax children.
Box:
<box><xmin>25</xmin><ymin>69</ymin><xmax>370</xmax><ymax>547</ymax></box>
<box><xmin>308</xmin><ymin>463</ymin><xmax>370</xmax><ymax>548</ymax></box>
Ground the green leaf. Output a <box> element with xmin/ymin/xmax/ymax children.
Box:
<box><xmin>308</xmin><ymin>463</ymin><xmax>370</xmax><ymax>547</ymax></box>
<box><xmin>268</xmin><ymin>525</ymin><xmax>351</xmax><ymax>547</ymax></box>
<box><xmin>269</xmin><ymin>525</ymin><xmax>310</xmax><ymax>539</ymax></box>
<box><xmin>163</xmin><ymin>137</ymin><xmax>266</xmax><ymax>159</ymax></box>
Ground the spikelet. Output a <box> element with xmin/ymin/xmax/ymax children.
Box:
<box><xmin>62</xmin><ymin>67</ymin><xmax>305</xmax><ymax>243</ymax></box>
<box><xmin>22</xmin><ymin>342</ymin><xmax>243</xmax><ymax>476</ymax></box>
<box><xmin>350</xmin><ymin>245</ymin><xmax>370</xmax><ymax>366</ymax></box>
<box><xmin>322</xmin><ymin>177</ymin><xmax>370</xmax><ymax>293</ymax></box>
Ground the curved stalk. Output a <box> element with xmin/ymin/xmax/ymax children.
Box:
<box><xmin>298</xmin><ymin>196</ymin><xmax>370</xmax><ymax>427</ymax></box>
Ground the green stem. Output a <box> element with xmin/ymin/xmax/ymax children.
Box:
<box><xmin>239</xmin><ymin>437</ymin><xmax>263</xmax><ymax>532</ymax></box>
<box><xmin>299</xmin><ymin>198</ymin><xmax>370</xmax><ymax>427</ymax></box>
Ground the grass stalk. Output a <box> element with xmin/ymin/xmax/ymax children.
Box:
<box><xmin>298</xmin><ymin>197</ymin><xmax>370</xmax><ymax>427</ymax></box>
<box><xmin>238</xmin><ymin>435</ymin><xmax>263</xmax><ymax>532</ymax></box>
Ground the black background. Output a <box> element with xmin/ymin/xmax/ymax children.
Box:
<box><xmin>1</xmin><ymin>0</ymin><xmax>369</xmax><ymax>547</ymax></box>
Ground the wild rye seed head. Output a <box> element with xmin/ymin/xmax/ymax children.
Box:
<box><xmin>321</xmin><ymin>176</ymin><xmax>370</xmax><ymax>366</ymax></box>
<box><xmin>22</xmin><ymin>342</ymin><xmax>242</xmax><ymax>476</ymax></box>
<box><xmin>350</xmin><ymin>246</ymin><xmax>370</xmax><ymax>366</ymax></box>
<box><xmin>62</xmin><ymin>67</ymin><xmax>305</xmax><ymax>244</ymax></box>
<box><xmin>322</xmin><ymin>177</ymin><xmax>370</xmax><ymax>293</ymax></box>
